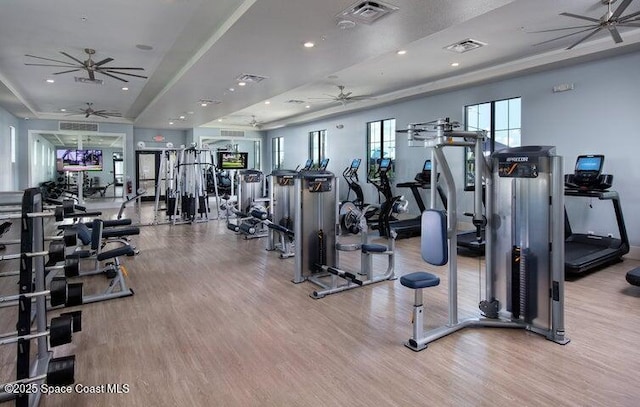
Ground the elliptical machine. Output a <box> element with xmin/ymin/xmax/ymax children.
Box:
<box><xmin>342</xmin><ymin>158</ymin><xmax>365</xmax><ymax>209</ymax></box>
<box><xmin>367</xmin><ymin>158</ymin><xmax>408</xmax><ymax>238</ymax></box>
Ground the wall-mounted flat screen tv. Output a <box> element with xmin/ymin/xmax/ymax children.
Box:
<box><xmin>217</xmin><ymin>152</ymin><xmax>248</xmax><ymax>170</ymax></box>
<box><xmin>56</xmin><ymin>149</ymin><xmax>103</xmax><ymax>172</ymax></box>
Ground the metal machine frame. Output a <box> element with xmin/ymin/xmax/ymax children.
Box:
<box><xmin>401</xmin><ymin>118</ymin><xmax>569</xmax><ymax>350</ymax></box>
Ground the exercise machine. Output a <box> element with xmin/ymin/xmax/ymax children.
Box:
<box><xmin>371</xmin><ymin>158</ymin><xmax>410</xmax><ymax>238</ymax></box>
<box><xmin>564</xmin><ymin>154</ymin><xmax>629</xmax><ymax>273</ymax></box>
<box><xmin>398</xmin><ymin>118</ymin><xmax>569</xmax><ymax>350</ymax></box>
<box><xmin>342</xmin><ymin>158</ymin><xmax>366</xmax><ymax>208</ymax></box>
<box><xmin>292</xmin><ymin>167</ymin><xmax>396</xmax><ymax>298</ymax></box>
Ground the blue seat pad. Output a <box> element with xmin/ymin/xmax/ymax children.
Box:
<box><xmin>400</xmin><ymin>272</ymin><xmax>440</xmax><ymax>289</ymax></box>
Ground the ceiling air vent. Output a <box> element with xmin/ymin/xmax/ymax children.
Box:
<box><xmin>221</xmin><ymin>130</ymin><xmax>245</xmax><ymax>138</ymax></box>
<box><xmin>74</xmin><ymin>77</ymin><xmax>104</xmax><ymax>85</ymax></box>
<box><xmin>338</xmin><ymin>1</ymin><xmax>399</xmax><ymax>24</ymax></box>
<box><xmin>59</xmin><ymin>122</ymin><xmax>99</xmax><ymax>132</ymax></box>
<box><xmin>235</xmin><ymin>73</ymin><xmax>268</xmax><ymax>83</ymax></box>
<box><xmin>285</xmin><ymin>99</ymin><xmax>306</xmax><ymax>104</ymax></box>
<box><xmin>444</xmin><ymin>39</ymin><xmax>487</xmax><ymax>53</ymax></box>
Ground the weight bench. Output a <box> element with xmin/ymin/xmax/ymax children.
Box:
<box><xmin>400</xmin><ymin>209</ymin><xmax>446</xmax><ymax>351</ymax></box>
<box><xmin>64</xmin><ymin>220</ymin><xmax>134</xmax><ymax>304</ymax></box>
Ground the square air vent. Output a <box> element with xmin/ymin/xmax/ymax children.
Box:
<box><xmin>235</xmin><ymin>73</ymin><xmax>268</xmax><ymax>83</ymax></box>
<box><xmin>444</xmin><ymin>39</ymin><xmax>487</xmax><ymax>53</ymax></box>
<box><xmin>338</xmin><ymin>1</ymin><xmax>399</xmax><ymax>24</ymax></box>
<box><xmin>221</xmin><ymin>130</ymin><xmax>245</xmax><ymax>138</ymax></box>
<box><xmin>59</xmin><ymin>122</ymin><xmax>99</xmax><ymax>132</ymax></box>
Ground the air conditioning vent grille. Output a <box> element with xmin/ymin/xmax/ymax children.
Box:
<box><xmin>444</xmin><ymin>39</ymin><xmax>487</xmax><ymax>53</ymax></box>
<box><xmin>221</xmin><ymin>130</ymin><xmax>245</xmax><ymax>138</ymax></box>
<box><xmin>59</xmin><ymin>122</ymin><xmax>99</xmax><ymax>132</ymax></box>
<box><xmin>338</xmin><ymin>1</ymin><xmax>399</xmax><ymax>24</ymax></box>
<box><xmin>235</xmin><ymin>73</ymin><xmax>268</xmax><ymax>83</ymax></box>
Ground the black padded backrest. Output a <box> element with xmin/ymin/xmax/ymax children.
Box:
<box><xmin>91</xmin><ymin>219</ymin><xmax>103</xmax><ymax>251</ymax></box>
<box><xmin>75</xmin><ymin>223</ymin><xmax>92</xmax><ymax>246</ymax></box>
<box><xmin>421</xmin><ymin>209</ymin><xmax>448</xmax><ymax>266</ymax></box>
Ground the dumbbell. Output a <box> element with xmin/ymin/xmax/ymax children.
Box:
<box><xmin>0</xmin><ymin>277</ymin><xmax>83</xmax><ymax>307</ymax></box>
<box><xmin>0</xmin><ymin>258</ymin><xmax>80</xmax><ymax>278</ymax></box>
<box><xmin>0</xmin><ymin>311</ymin><xmax>81</xmax><ymax>348</ymax></box>
<box><xmin>1</xmin><ymin>355</ymin><xmax>76</xmax><ymax>388</ymax></box>
<box><xmin>0</xmin><ymin>229</ymin><xmax>78</xmax><ymax>248</ymax></box>
<box><xmin>0</xmin><ymin>241</ymin><xmax>69</xmax><ymax>264</ymax></box>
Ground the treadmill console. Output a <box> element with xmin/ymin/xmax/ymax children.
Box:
<box><xmin>415</xmin><ymin>160</ymin><xmax>432</xmax><ymax>184</ymax></box>
<box><xmin>302</xmin><ymin>159</ymin><xmax>313</xmax><ymax>171</ymax></box>
<box><xmin>566</xmin><ymin>155</ymin><xmax>612</xmax><ymax>190</ymax></box>
<box><xmin>379</xmin><ymin>158</ymin><xmax>391</xmax><ymax>173</ymax></box>
<box><xmin>350</xmin><ymin>158</ymin><xmax>361</xmax><ymax>170</ymax></box>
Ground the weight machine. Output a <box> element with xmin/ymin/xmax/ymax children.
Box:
<box><xmin>398</xmin><ymin>118</ymin><xmax>569</xmax><ymax>350</ymax></box>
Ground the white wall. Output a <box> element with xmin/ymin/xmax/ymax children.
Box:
<box><xmin>266</xmin><ymin>50</ymin><xmax>640</xmax><ymax>246</ymax></box>
<box><xmin>31</xmin><ymin>134</ymin><xmax>56</xmax><ymax>186</ymax></box>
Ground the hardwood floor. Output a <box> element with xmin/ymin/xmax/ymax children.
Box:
<box><xmin>1</xmin><ymin>210</ymin><xmax>639</xmax><ymax>407</ymax></box>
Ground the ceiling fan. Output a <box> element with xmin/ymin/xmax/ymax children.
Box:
<box><xmin>25</xmin><ymin>48</ymin><xmax>147</xmax><ymax>82</ymax></box>
<box><xmin>532</xmin><ymin>0</ymin><xmax>640</xmax><ymax>50</ymax></box>
<box><xmin>67</xmin><ymin>103</ymin><xmax>122</xmax><ymax>119</ymax></box>
<box><xmin>248</xmin><ymin>115</ymin><xmax>262</xmax><ymax>128</ymax></box>
<box><xmin>310</xmin><ymin>85</ymin><xmax>375</xmax><ymax>105</ymax></box>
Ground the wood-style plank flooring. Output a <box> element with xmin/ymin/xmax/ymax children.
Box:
<box><xmin>1</xmin><ymin>206</ymin><xmax>640</xmax><ymax>407</ymax></box>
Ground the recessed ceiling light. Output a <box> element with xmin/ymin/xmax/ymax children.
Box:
<box><xmin>60</xmin><ymin>108</ymin><xmax>66</xmax><ymax>112</ymax></box>
<box><xmin>238</xmin><ymin>81</ymin><xmax>246</xmax><ymax>86</ymax></box>
<box><xmin>397</xmin><ymin>50</ymin><xmax>407</xmax><ymax>55</ymax></box>
<box><xmin>451</xmin><ymin>62</ymin><xmax>460</xmax><ymax>67</ymax></box>
<box><xmin>303</xmin><ymin>41</ymin><xmax>315</xmax><ymax>48</ymax></box>
<box><xmin>46</xmin><ymin>79</ymin><xmax>55</xmax><ymax>83</ymax></box>
<box><xmin>264</xmin><ymin>100</ymin><xmax>271</xmax><ymax>105</ymax></box>
<box><xmin>228</xmin><ymin>87</ymin><xmax>235</xmax><ymax>92</ymax></box>
<box><xmin>218</xmin><ymin>119</ymin><xmax>223</xmax><ymax>122</ymax></box>
<box><xmin>305</xmin><ymin>105</ymin><xmax>311</xmax><ymax>109</ymax></box>
<box><xmin>179</xmin><ymin>115</ymin><xmax>185</xmax><ymax>120</ymax></box>
<box><xmin>121</xmin><ymin>87</ymin><xmax>129</xmax><ymax>91</ymax></box>
<box><xmin>169</xmin><ymin>121</ymin><xmax>174</xmax><ymax>125</ymax></box>
<box><xmin>201</xmin><ymin>102</ymin><xmax>208</xmax><ymax>107</ymax></box>
<box><xmin>187</xmin><ymin>111</ymin><xmax>194</xmax><ymax>115</ymax></box>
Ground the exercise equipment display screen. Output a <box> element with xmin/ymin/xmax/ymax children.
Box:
<box><xmin>319</xmin><ymin>158</ymin><xmax>330</xmax><ymax>171</ymax></box>
<box><xmin>423</xmin><ymin>160</ymin><xmax>431</xmax><ymax>171</ymax></box>
<box><xmin>351</xmin><ymin>158</ymin><xmax>361</xmax><ymax>169</ymax></box>
<box><xmin>379</xmin><ymin>158</ymin><xmax>391</xmax><ymax>170</ymax></box>
<box><xmin>217</xmin><ymin>152</ymin><xmax>248</xmax><ymax>170</ymax></box>
<box><xmin>575</xmin><ymin>155</ymin><xmax>603</xmax><ymax>173</ymax></box>
<box><xmin>303</xmin><ymin>159</ymin><xmax>313</xmax><ymax>170</ymax></box>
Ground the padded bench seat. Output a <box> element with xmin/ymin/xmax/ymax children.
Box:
<box><xmin>400</xmin><ymin>272</ymin><xmax>440</xmax><ymax>289</ymax></box>
<box><xmin>361</xmin><ymin>243</ymin><xmax>388</xmax><ymax>253</ymax></box>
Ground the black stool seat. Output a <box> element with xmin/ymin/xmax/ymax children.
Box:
<box><xmin>362</xmin><ymin>243</ymin><xmax>388</xmax><ymax>253</ymax></box>
<box><xmin>400</xmin><ymin>272</ymin><xmax>440</xmax><ymax>289</ymax></box>
<box><xmin>626</xmin><ymin>267</ymin><xmax>640</xmax><ymax>286</ymax></box>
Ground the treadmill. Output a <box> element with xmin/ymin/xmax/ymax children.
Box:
<box><xmin>564</xmin><ymin>155</ymin><xmax>629</xmax><ymax>274</ymax></box>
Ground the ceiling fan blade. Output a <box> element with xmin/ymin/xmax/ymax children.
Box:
<box><xmin>94</xmin><ymin>113</ymin><xmax>110</xmax><ymax>119</ymax></box>
<box><xmin>529</xmin><ymin>24</ymin><xmax>599</xmax><ymax>33</ymax></box>
<box><xmin>85</xmin><ymin>113</ymin><xmax>90</xmax><ymax>118</ymax></box>
<box><xmin>94</xmin><ymin>57</ymin><xmax>114</xmax><ymax>66</ymax></box>
<box><xmin>53</xmin><ymin>69</ymin><xmax>81</xmax><ymax>75</ymax></box>
<box><xmin>567</xmin><ymin>26</ymin><xmax>604</xmax><ymax>49</ymax></box>
<box><xmin>608</xmin><ymin>25</ymin><xmax>623</xmax><ymax>43</ymax></box>
<box><xmin>611</xmin><ymin>0</ymin><xmax>633</xmax><ymax>19</ymax></box>
<box><xmin>343</xmin><ymin>92</ymin><xmax>353</xmax><ymax>98</ymax></box>
<box><xmin>24</xmin><ymin>63</ymin><xmax>80</xmax><ymax>68</ymax></box>
<box><xmin>559</xmin><ymin>12</ymin><xmax>600</xmax><ymax>22</ymax></box>
<box><xmin>619</xmin><ymin>22</ymin><xmax>640</xmax><ymax>27</ymax></box>
<box><xmin>532</xmin><ymin>27</ymin><xmax>597</xmax><ymax>46</ymax></box>
<box><xmin>349</xmin><ymin>96</ymin><xmax>376</xmax><ymax>101</ymax></box>
<box><xmin>25</xmin><ymin>54</ymin><xmax>76</xmax><ymax>65</ymax></box>
<box><xmin>60</xmin><ymin>51</ymin><xmax>86</xmax><ymax>66</ymax></box>
<box><xmin>98</xmin><ymin>66</ymin><xmax>145</xmax><ymax>70</ymax></box>
<box><xmin>89</xmin><ymin>70</ymin><xmax>95</xmax><ymax>81</ymax></box>
<box><xmin>620</xmin><ymin>10</ymin><xmax>640</xmax><ymax>21</ymax></box>
<box><xmin>103</xmin><ymin>70</ymin><xmax>148</xmax><ymax>79</ymax></box>
<box><xmin>99</xmin><ymin>70</ymin><xmax>129</xmax><ymax>82</ymax></box>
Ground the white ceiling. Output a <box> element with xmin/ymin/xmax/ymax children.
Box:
<box><xmin>1</xmin><ymin>0</ymin><xmax>639</xmax><ymax>132</ymax></box>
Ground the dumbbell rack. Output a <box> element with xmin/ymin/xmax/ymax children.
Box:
<box><xmin>0</xmin><ymin>189</ymin><xmax>78</xmax><ymax>407</ymax></box>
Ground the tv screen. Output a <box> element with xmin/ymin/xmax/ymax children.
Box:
<box><xmin>576</xmin><ymin>155</ymin><xmax>603</xmax><ymax>172</ymax></box>
<box><xmin>423</xmin><ymin>160</ymin><xmax>432</xmax><ymax>171</ymax></box>
<box><xmin>217</xmin><ymin>152</ymin><xmax>248</xmax><ymax>170</ymax></box>
<box><xmin>379</xmin><ymin>158</ymin><xmax>391</xmax><ymax>170</ymax></box>
<box><xmin>56</xmin><ymin>149</ymin><xmax>103</xmax><ymax>171</ymax></box>
<box><xmin>350</xmin><ymin>158</ymin><xmax>361</xmax><ymax>169</ymax></box>
<box><xmin>319</xmin><ymin>158</ymin><xmax>329</xmax><ymax>171</ymax></box>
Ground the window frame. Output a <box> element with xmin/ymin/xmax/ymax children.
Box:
<box><xmin>366</xmin><ymin>118</ymin><xmax>396</xmax><ymax>180</ymax></box>
<box><xmin>308</xmin><ymin>130</ymin><xmax>327</xmax><ymax>165</ymax></box>
<box><xmin>271</xmin><ymin>137</ymin><xmax>284</xmax><ymax>170</ymax></box>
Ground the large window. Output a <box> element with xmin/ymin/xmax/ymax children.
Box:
<box><xmin>10</xmin><ymin>126</ymin><xmax>16</xmax><ymax>164</ymax></box>
<box><xmin>464</xmin><ymin>97</ymin><xmax>521</xmax><ymax>189</ymax></box>
<box><xmin>367</xmin><ymin>118</ymin><xmax>396</xmax><ymax>178</ymax></box>
<box><xmin>308</xmin><ymin>130</ymin><xmax>326</xmax><ymax>165</ymax></box>
<box><xmin>272</xmin><ymin>137</ymin><xmax>284</xmax><ymax>170</ymax></box>
<box><xmin>253</xmin><ymin>140</ymin><xmax>261</xmax><ymax>170</ymax></box>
